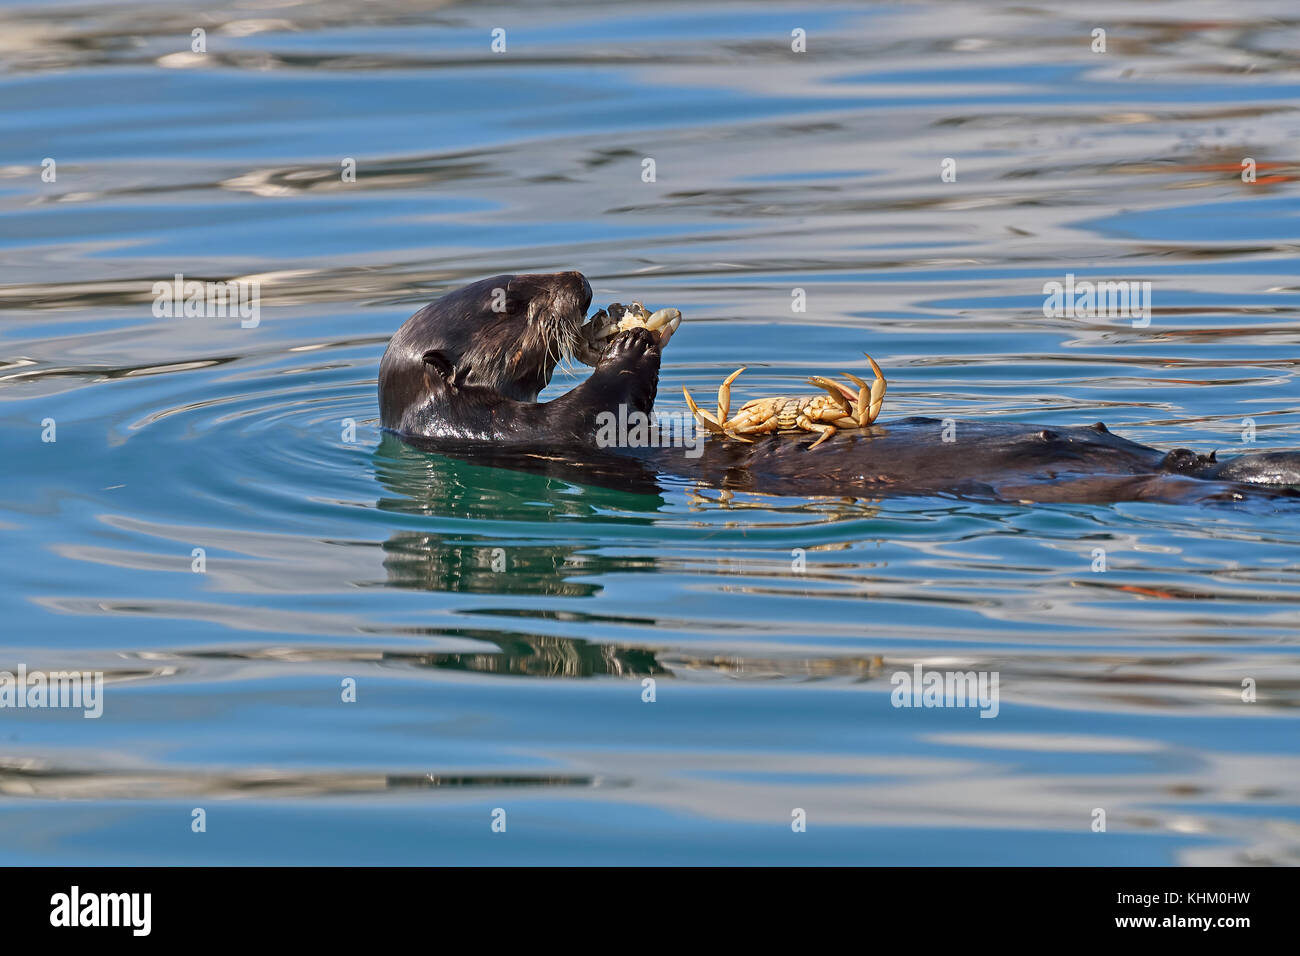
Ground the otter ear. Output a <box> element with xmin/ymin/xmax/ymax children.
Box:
<box><xmin>421</xmin><ymin>350</ymin><xmax>456</xmax><ymax>386</ymax></box>
<box><xmin>502</xmin><ymin>276</ymin><xmax>530</xmax><ymax>315</ymax></box>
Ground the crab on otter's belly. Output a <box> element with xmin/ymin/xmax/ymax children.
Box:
<box><xmin>377</xmin><ymin>271</ymin><xmax>1300</xmax><ymax>506</ymax></box>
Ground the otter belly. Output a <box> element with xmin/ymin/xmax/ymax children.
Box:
<box><xmin>622</xmin><ymin>418</ymin><xmax>1300</xmax><ymax>505</ymax></box>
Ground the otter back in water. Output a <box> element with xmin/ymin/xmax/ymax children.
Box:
<box><xmin>378</xmin><ymin>272</ymin><xmax>1300</xmax><ymax>507</ymax></box>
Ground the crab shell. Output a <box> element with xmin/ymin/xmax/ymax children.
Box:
<box><xmin>732</xmin><ymin>395</ymin><xmax>852</xmax><ymax>431</ymax></box>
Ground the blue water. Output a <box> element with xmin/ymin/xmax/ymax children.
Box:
<box><xmin>1</xmin><ymin>0</ymin><xmax>1298</xmax><ymax>865</ymax></box>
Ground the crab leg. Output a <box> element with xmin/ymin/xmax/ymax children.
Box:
<box><xmin>800</xmin><ymin>420</ymin><xmax>837</xmax><ymax>450</ymax></box>
<box><xmin>807</xmin><ymin>376</ymin><xmax>853</xmax><ymax>414</ymax></box>
<box><xmin>682</xmin><ymin>380</ymin><xmax>754</xmax><ymax>442</ymax></box>
<box><xmin>841</xmin><ymin>354</ymin><xmax>887</xmax><ymax>426</ymax></box>
<box><xmin>682</xmin><ymin>386</ymin><xmax>725</xmax><ymax>432</ymax></box>
<box><xmin>716</xmin><ymin>367</ymin><xmax>745</xmax><ymax>425</ymax></box>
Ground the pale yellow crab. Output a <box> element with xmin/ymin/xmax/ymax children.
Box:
<box><xmin>682</xmin><ymin>354</ymin><xmax>887</xmax><ymax>449</ymax></box>
<box><xmin>611</xmin><ymin>302</ymin><xmax>681</xmax><ymax>337</ymax></box>
<box><xmin>577</xmin><ymin>301</ymin><xmax>682</xmax><ymax>365</ymax></box>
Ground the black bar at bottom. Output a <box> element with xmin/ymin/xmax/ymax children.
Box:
<box><xmin>0</xmin><ymin>866</ymin><xmax>1280</xmax><ymax>940</ymax></box>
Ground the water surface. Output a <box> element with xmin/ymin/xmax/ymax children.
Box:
<box><xmin>2</xmin><ymin>0</ymin><xmax>1299</xmax><ymax>865</ymax></box>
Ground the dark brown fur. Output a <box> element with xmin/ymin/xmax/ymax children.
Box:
<box><xmin>379</xmin><ymin>272</ymin><xmax>660</xmax><ymax>443</ymax></box>
<box><xmin>378</xmin><ymin>272</ymin><xmax>1300</xmax><ymax>506</ymax></box>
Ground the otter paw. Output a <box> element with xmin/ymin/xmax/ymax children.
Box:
<box><xmin>599</xmin><ymin>325</ymin><xmax>660</xmax><ymax>373</ymax></box>
<box><xmin>583</xmin><ymin>326</ymin><xmax>661</xmax><ymax>415</ymax></box>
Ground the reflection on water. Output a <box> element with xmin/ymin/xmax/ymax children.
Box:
<box><xmin>2</xmin><ymin>0</ymin><xmax>1300</xmax><ymax>865</ymax></box>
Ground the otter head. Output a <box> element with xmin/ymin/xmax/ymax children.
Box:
<box><xmin>379</xmin><ymin>271</ymin><xmax>592</xmax><ymax>430</ymax></box>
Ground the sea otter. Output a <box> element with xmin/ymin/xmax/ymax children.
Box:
<box><xmin>378</xmin><ymin>272</ymin><xmax>1300</xmax><ymax>506</ymax></box>
<box><xmin>379</xmin><ymin>272</ymin><xmax>663</xmax><ymax>444</ymax></box>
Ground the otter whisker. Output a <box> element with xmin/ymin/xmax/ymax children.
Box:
<box><xmin>555</xmin><ymin>318</ymin><xmax>579</xmax><ymax>375</ymax></box>
<box><xmin>538</xmin><ymin>305</ymin><xmax>579</xmax><ymax>377</ymax></box>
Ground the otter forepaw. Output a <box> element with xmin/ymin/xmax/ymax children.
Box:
<box><xmin>599</xmin><ymin>325</ymin><xmax>660</xmax><ymax>372</ymax></box>
<box><xmin>579</xmin><ymin>326</ymin><xmax>661</xmax><ymax>415</ymax></box>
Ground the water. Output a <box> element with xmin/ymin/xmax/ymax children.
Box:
<box><xmin>2</xmin><ymin>0</ymin><xmax>1299</xmax><ymax>865</ymax></box>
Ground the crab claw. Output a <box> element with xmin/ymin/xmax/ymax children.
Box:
<box><xmin>645</xmin><ymin>307</ymin><xmax>680</xmax><ymax>331</ymax></box>
<box><xmin>842</xmin><ymin>354</ymin><xmax>887</xmax><ymax>426</ymax></box>
<box><xmin>647</xmin><ymin>308</ymin><xmax>682</xmax><ymax>348</ymax></box>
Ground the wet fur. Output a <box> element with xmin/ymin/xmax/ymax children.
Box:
<box><xmin>379</xmin><ymin>272</ymin><xmax>659</xmax><ymax>443</ymax></box>
<box><xmin>379</xmin><ymin>272</ymin><xmax>1300</xmax><ymax>506</ymax></box>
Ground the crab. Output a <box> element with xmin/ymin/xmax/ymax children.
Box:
<box><xmin>576</xmin><ymin>301</ymin><xmax>682</xmax><ymax>365</ymax></box>
<box><xmin>682</xmin><ymin>354</ymin><xmax>888</xmax><ymax>449</ymax></box>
